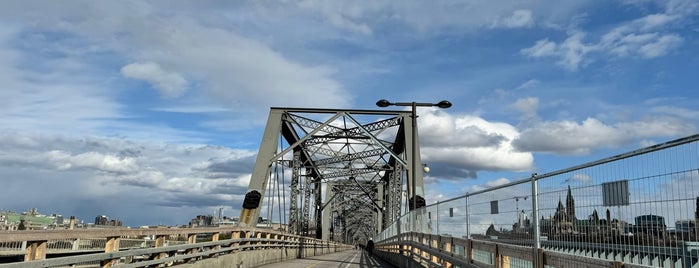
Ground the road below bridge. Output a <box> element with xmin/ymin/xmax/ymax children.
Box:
<box><xmin>257</xmin><ymin>249</ymin><xmax>395</xmax><ymax>268</ymax></box>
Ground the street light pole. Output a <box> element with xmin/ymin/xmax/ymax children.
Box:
<box><xmin>376</xmin><ymin>99</ymin><xmax>452</xmax><ymax>213</ymax></box>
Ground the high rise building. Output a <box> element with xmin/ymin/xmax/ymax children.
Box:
<box><xmin>95</xmin><ymin>215</ymin><xmax>109</xmax><ymax>225</ymax></box>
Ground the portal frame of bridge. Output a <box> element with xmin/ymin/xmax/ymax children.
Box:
<box><xmin>239</xmin><ymin>107</ymin><xmax>426</xmax><ymax>243</ymax></box>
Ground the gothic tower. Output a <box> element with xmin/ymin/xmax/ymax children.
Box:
<box><xmin>566</xmin><ymin>185</ymin><xmax>576</xmax><ymax>220</ymax></box>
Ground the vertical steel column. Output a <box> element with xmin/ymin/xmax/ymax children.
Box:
<box><xmin>377</xmin><ymin>183</ymin><xmax>384</xmax><ymax>234</ymax></box>
<box><xmin>321</xmin><ymin>183</ymin><xmax>335</xmax><ymax>241</ymax></box>
<box><xmin>393</xmin><ymin>168</ymin><xmax>403</xmax><ymax>235</ymax></box>
<box><xmin>302</xmin><ymin>168</ymin><xmax>313</xmax><ymax>236</ymax></box>
<box><xmin>315</xmin><ymin>178</ymin><xmax>323</xmax><ymax>239</ymax></box>
<box><xmin>289</xmin><ymin>150</ymin><xmax>301</xmax><ymax>234</ymax></box>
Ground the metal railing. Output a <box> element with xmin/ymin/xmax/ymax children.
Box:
<box><xmin>0</xmin><ymin>227</ymin><xmax>349</xmax><ymax>267</ymax></box>
<box><xmin>376</xmin><ymin>134</ymin><xmax>699</xmax><ymax>268</ymax></box>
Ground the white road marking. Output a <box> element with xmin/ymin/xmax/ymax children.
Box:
<box><xmin>344</xmin><ymin>250</ymin><xmax>359</xmax><ymax>268</ymax></box>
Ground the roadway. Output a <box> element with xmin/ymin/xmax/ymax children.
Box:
<box><xmin>256</xmin><ymin>249</ymin><xmax>395</xmax><ymax>268</ymax></box>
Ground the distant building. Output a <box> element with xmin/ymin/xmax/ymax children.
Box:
<box><xmin>634</xmin><ymin>215</ymin><xmax>666</xmax><ymax>235</ymax></box>
<box><xmin>53</xmin><ymin>214</ymin><xmax>64</xmax><ymax>225</ymax></box>
<box><xmin>189</xmin><ymin>215</ymin><xmax>215</xmax><ymax>227</ymax></box>
<box><xmin>565</xmin><ymin>186</ymin><xmax>576</xmax><ymax>221</ymax></box>
<box><xmin>94</xmin><ymin>215</ymin><xmax>122</xmax><ymax>227</ymax></box>
<box><xmin>512</xmin><ymin>210</ymin><xmax>532</xmax><ymax>234</ymax></box>
<box><xmin>95</xmin><ymin>215</ymin><xmax>109</xmax><ymax>225</ymax></box>
<box><xmin>548</xmin><ymin>186</ymin><xmax>577</xmax><ymax>236</ymax></box>
<box><xmin>0</xmin><ymin>214</ymin><xmax>17</xmax><ymax>231</ymax></box>
<box><xmin>672</xmin><ymin>220</ymin><xmax>696</xmax><ymax>241</ymax></box>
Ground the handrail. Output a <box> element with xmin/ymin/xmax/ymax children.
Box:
<box><xmin>0</xmin><ymin>227</ymin><xmax>350</xmax><ymax>267</ymax></box>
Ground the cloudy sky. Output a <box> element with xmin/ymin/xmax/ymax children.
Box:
<box><xmin>1</xmin><ymin>0</ymin><xmax>697</xmax><ymax>227</ymax></box>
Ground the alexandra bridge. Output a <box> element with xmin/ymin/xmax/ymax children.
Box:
<box><xmin>2</xmin><ymin>107</ymin><xmax>699</xmax><ymax>268</ymax></box>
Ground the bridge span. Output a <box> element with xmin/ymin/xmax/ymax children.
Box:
<box><xmin>3</xmin><ymin>107</ymin><xmax>699</xmax><ymax>267</ymax></box>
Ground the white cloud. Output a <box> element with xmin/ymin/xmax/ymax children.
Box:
<box><xmin>522</xmin><ymin>32</ymin><xmax>595</xmax><ymax>70</ymax></box>
<box><xmin>510</xmin><ymin>97</ymin><xmax>539</xmax><ymax>119</ymax></box>
<box><xmin>486</xmin><ymin>178</ymin><xmax>511</xmax><ymax>188</ymax></box>
<box><xmin>638</xmin><ymin>34</ymin><xmax>683</xmax><ymax>58</ymax></box>
<box><xmin>522</xmin><ymin>4</ymin><xmax>688</xmax><ymax>70</ymax></box>
<box><xmin>513</xmin><ymin>116</ymin><xmax>695</xmax><ymax>154</ymax></box>
<box><xmin>494</xmin><ymin>9</ymin><xmax>535</xmax><ymax>28</ymax></box>
<box><xmin>636</xmin><ymin>13</ymin><xmax>678</xmax><ymax>31</ymax></box>
<box><xmin>516</xmin><ymin>79</ymin><xmax>541</xmax><ymax>90</ymax></box>
<box><xmin>0</xmin><ymin>132</ymin><xmax>256</xmax><ymax>226</ymax></box>
<box><xmin>650</xmin><ymin>106</ymin><xmax>699</xmax><ymax>120</ymax></box>
<box><xmin>325</xmin><ymin>12</ymin><xmax>373</xmax><ymax>35</ymax></box>
<box><xmin>121</xmin><ymin>62</ymin><xmax>187</xmax><ymax>98</ymax></box>
<box><xmin>43</xmin><ymin>150</ymin><xmax>139</xmax><ymax>173</ymax></box>
<box><xmin>1</xmin><ymin>2</ymin><xmax>352</xmax><ymax>119</ymax></box>
<box><xmin>418</xmin><ymin>109</ymin><xmax>534</xmax><ymax>178</ymax></box>
<box><xmin>521</xmin><ymin>39</ymin><xmax>557</xmax><ymax>57</ymax></box>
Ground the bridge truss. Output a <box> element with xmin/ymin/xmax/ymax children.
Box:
<box><xmin>239</xmin><ymin>107</ymin><xmax>426</xmax><ymax>244</ymax></box>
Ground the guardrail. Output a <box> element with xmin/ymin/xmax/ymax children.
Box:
<box><xmin>376</xmin><ymin>134</ymin><xmax>699</xmax><ymax>267</ymax></box>
<box><xmin>376</xmin><ymin>232</ymin><xmax>698</xmax><ymax>268</ymax></box>
<box><xmin>0</xmin><ymin>227</ymin><xmax>349</xmax><ymax>267</ymax></box>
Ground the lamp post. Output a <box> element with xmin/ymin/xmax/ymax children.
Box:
<box><xmin>376</xmin><ymin>99</ymin><xmax>451</xmax><ymax>213</ymax></box>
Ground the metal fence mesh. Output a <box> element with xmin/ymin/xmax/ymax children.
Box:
<box><xmin>377</xmin><ymin>134</ymin><xmax>699</xmax><ymax>267</ymax></box>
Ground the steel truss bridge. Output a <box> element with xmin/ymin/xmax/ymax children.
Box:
<box><xmin>238</xmin><ymin>107</ymin><xmax>425</xmax><ymax>246</ymax></box>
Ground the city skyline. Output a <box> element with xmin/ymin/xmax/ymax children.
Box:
<box><xmin>0</xmin><ymin>1</ymin><xmax>698</xmax><ymax>226</ymax></box>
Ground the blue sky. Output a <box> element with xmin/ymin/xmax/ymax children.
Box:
<box><xmin>0</xmin><ymin>0</ymin><xmax>697</xmax><ymax>227</ymax></box>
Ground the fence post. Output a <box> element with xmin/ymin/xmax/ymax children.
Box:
<box><xmin>101</xmin><ymin>236</ymin><xmax>120</xmax><ymax>267</ymax></box>
<box><xmin>531</xmin><ymin>173</ymin><xmax>541</xmax><ymax>268</ymax></box>
<box><xmin>23</xmin><ymin>240</ymin><xmax>47</xmax><ymax>262</ymax></box>
<box><xmin>465</xmin><ymin>195</ymin><xmax>471</xmax><ymax>262</ymax></box>
<box><xmin>152</xmin><ymin>235</ymin><xmax>167</xmax><ymax>261</ymax></box>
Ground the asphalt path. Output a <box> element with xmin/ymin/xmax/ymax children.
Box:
<box><xmin>256</xmin><ymin>249</ymin><xmax>395</xmax><ymax>268</ymax></box>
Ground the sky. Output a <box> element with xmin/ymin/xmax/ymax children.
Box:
<box><xmin>0</xmin><ymin>0</ymin><xmax>698</xmax><ymax>227</ymax></box>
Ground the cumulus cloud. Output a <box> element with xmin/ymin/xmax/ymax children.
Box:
<box><xmin>513</xmin><ymin>116</ymin><xmax>695</xmax><ymax>154</ymax></box>
<box><xmin>121</xmin><ymin>62</ymin><xmax>187</xmax><ymax>98</ymax></box>
<box><xmin>418</xmin><ymin>109</ymin><xmax>534</xmax><ymax>179</ymax></box>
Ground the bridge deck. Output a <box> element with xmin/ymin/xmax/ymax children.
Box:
<box><xmin>257</xmin><ymin>249</ymin><xmax>395</xmax><ymax>268</ymax></box>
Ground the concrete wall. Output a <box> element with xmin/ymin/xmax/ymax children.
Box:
<box><xmin>178</xmin><ymin>246</ymin><xmax>347</xmax><ymax>268</ymax></box>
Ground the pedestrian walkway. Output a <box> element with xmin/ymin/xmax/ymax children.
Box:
<box><xmin>256</xmin><ymin>249</ymin><xmax>395</xmax><ymax>268</ymax></box>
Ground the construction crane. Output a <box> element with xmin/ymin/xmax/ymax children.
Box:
<box><xmin>513</xmin><ymin>196</ymin><xmax>528</xmax><ymax>213</ymax></box>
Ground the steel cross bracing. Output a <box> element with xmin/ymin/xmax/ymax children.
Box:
<box><xmin>302</xmin><ymin>117</ymin><xmax>402</xmax><ymax>146</ymax></box>
<box><xmin>240</xmin><ymin>107</ymin><xmax>427</xmax><ymax>245</ymax></box>
<box><xmin>325</xmin><ymin>180</ymin><xmax>380</xmax><ymax>244</ymax></box>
